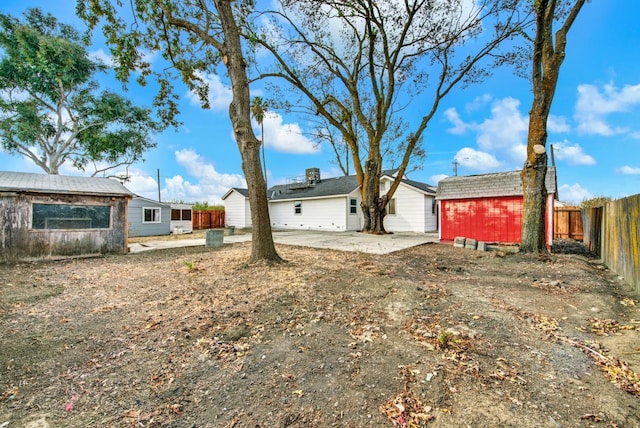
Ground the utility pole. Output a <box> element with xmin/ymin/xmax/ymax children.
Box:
<box><xmin>157</xmin><ymin>168</ymin><xmax>161</xmax><ymax>202</ymax></box>
<box><xmin>452</xmin><ymin>160</ymin><xmax>459</xmax><ymax>176</ymax></box>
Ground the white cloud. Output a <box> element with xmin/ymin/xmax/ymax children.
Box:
<box><xmin>558</xmin><ymin>183</ymin><xmax>593</xmax><ymax>206</ymax></box>
<box><xmin>475</xmin><ymin>97</ymin><xmax>528</xmax><ymax>154</ymax></box>
<box><xmin>444</xmin><ymin>97</ymin><xmax>528</xmax><ymax>165</ymax></box>
<box><xmin>551</xmin><ymin>140</ymin><xmax>595</xmax><ymax>166</ymax></box>
<box><xmin>444</xmin><ymin>108</ymin><xmax>469</xmax><ymax>135</ymax></box>
<box><xmin>88</xmin><ymin>48</ymin><xmax>157</xmax><ymax>70</ymax></box>
<box><xmin>121</xmin><ymin>168</ymin><xmax>161</xmax><ymax>198</ymax></box>
<box><xmin>618</xmin><ymin>165</ymin><xmax>640</xmax><ymax>175</ymax></box>
<box><xmin>464</xmin><ymin>94</ymin><xmax>492</xmax><ymax>112</ymax></box>
<box><xmin>430</xmin><ymin>174</ymin><xmax>449</xmax><ymax>183</ymax></box>
<box><xmin>186</xmin><ymin>73</ymin><xmax>233</xmax><ymax>112</ymax></box>
<box><xmin>547</xmin><ymin>115</ymin><xmax>571</xmax><ymax>133</ymax></box>
<box><xmin>257</xmin><ymin>112</ymin><xmax>319</xmax><ymax>154</ymax></box>
<box><xmin>89</xmin><ymin>48</ymin><xmax>114</xmax><ymax>67</ymax></box>
<box><xmin>454</xmin><ymin>147</ymin><xmax>501</xmax><ymax>172</ymax></box>
<box><xmin>120</xmin><ymin>148</ymin><xmax>248</xmax><ymax>204</ymax></box>
<box><xmin>575</xmin><ymin>82</ymin><xmax>640</xmax><ymax>135</ymax></box>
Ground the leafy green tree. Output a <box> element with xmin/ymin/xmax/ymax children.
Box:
<box><xmin>78</xmin><ymin>0</ymin><xmax>281</xmax><ymax>263</ymax></box>
<box><xmin>0</xmin><ymin>8</ymin><xmax>161</xmax><ymax>177</ymax></box>
<box><xmin>253</xmin><ymin>0</ymin><xmax>531</xmax><ymax>233</ymax></box>
<box><xmin>520</xmin><ymin>0</ymin><xmax>586</xmax><ymax>252</ymax></box>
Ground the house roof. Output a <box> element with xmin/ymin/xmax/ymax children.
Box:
<box><xmin>435</xmin><ymin>167</ymin><xmax>557</xmax><ymax>201</ymax></box>
<box><xmin>268</xmin><ymin>170</ymin><xmax>435</xmax><ymax>201</ymax></box>
<box><xmin>0</xmin><ymin>171</ymin><xmax>134</xmax><ymax>197</ymax></box>
<box><xmin>132</xmin><ymin>195</ymin><xmax>170</xmax><ymax>207</ymax></box>
<box><xmin>221</xmin><ymin>187</ymin><xmax>249</xmax><ymax>200</ymax></box>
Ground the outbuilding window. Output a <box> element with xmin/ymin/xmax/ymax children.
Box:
<box><xmin>143</xmin><ymin>207</ymin><xmax>161</xmax><ymax>223</ymax></box>
<box><xmin>32</xmin><ymin>203</ymin><xmax>111</xmax><ymax>230</ymax></box>
<box><xmin>171</xmin><ymin>209</ymin><xmax>192</xmax><ymax>221</ymax></box>
<box><xmin>294</xmin><ymin>201</ymin><xmax>302</xmax><ymax>214</ymax></box>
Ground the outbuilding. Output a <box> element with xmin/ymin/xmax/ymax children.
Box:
<box><xmin>222</xmin><ymin>188</ymin><xmax>251</xmax><ymax>228</ymax></box>
<box><xmin>0</xmin><ymin>171</ymin><xmax>133</xmax><ymax>261</ymax></box>
<box><xmin>435</xmin><ymin>168</ymin><xmax>557</xmax><ymax>247</ymax></box>
<box><xmin>127</xmin><ymin>196</ymin><xmax>171</xmax><ymax>237</ymax></box>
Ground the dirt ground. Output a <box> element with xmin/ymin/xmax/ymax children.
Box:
<box><xmin>1</xmin><ymin>234</ymin><xmax>640</xmax><ymax>428</ymax></box>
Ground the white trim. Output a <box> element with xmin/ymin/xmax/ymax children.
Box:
<box><xmin>142</xmin><ymin>206</ymin><xmax>161</xmax><ymax>223</ymax></box>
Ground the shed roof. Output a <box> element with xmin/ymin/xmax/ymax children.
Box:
<box><xmin>435</xmin><ymin>167</ymin><xmax>556</xmax><ymax>201</ymax></box>
<box><xmin>0</xmin><ymin>171</ymin><xmax>133</xmax><ymax>197</ymax></box>
<box><xmin>221</xmin><ymin>187</ymin><xmax>249</xmax><ymax>200</ymax></box>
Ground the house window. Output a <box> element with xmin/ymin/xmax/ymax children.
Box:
<box><xmin>143</xmin><ymin>207</ymin><xmax>161</xmax><ymax>223</ymax></box>
<box><xmin>294</xmin><ymin>201</ymin><xmax>302</xmax><ymax>214</ymax></box>
<box><xmin>432</xmin><ymin>201</ymin><xmax>436</xmax><ymax>215</ymax></box>
<box><xmin>386</xmin><ymin>198</ymin><xmax>397</xmax><ymax>215</ymax></box>
<box><xmin>32</xmin><ymin>203</ymin><xmax>111</xmax><ymax>230</ymax></box>
<box><xmin>181</xmin><ymin>209</ymin><xmax>192</xmax><ymax>221</ymax></box>
<box><xmin>171</xmin><ymin>209</ymin><xmax>181</xmax><ymax>220</ymax></box>
<box><xmin>350</xmin><ymin>198</ymin><xmax>357</xmax><ymax>214</ymax></box>
<box><xmin>380</xmin><ymin>181</ymin><xmax>387</xmax><ymax>191</ymax></box>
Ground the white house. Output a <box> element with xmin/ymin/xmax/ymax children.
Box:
<box><xmin>221</xmin><ymin>188</ymin><xmax>252</xmax><ymax>228</ymax></box>
<box><xmin>223</xmin><ymin>168</ymin><xmax>437</xmax><ymax>233</ymax></box>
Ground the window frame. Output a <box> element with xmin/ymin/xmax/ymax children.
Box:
<box><xmin>294</xmin><ymin>200</ymin><xmax>302</xmax><ymax>215</ymax></box>
<box><xmin>143</xmin><ymin>207</ymin><xmax>162</xmax><ymax>224</ymax></box>
<box><xmin>31</xmin><ymin>203</ymin><xmax>112</xmax><ymax>230</ymax></box>
<box><xmin>386</xmin><ymin>198</ymin><xmax>397</xmax><ymax>216</ymax></box>
<box><xmin>349</xmin><ymin>198</ymin><xmax>358</xmax><ymax>215</ymax></box>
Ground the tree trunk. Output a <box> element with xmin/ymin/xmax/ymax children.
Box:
<box><xmin>215</xmin><ymin>0</ymin><xmax>281</xmax><ymax>264</ymax></box>
<box><xmin>360</xmin><ymin>159</ymin><xmax>387</xmax><ymax>234</ymax></box>
<box><xmin>521</xmin><ymin>144</ymin><xmax>547</xmax><ymax>252</ymax></box>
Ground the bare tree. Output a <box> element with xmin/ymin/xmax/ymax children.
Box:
<box><xmin>251</xmin><ymin>0</ymin><xmax>531</xmax><ymax>233</ymax></box>
<box><xmin>520</xmin><ymin>0</ymin><xmax>586</xmax><ymax>252</ymax></box>
<box><xmin>78</xmin><ymin>0</ymin><xmax>281</xmax><ymax>263</ymax></box>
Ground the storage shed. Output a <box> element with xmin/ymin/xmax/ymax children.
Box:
<box><xmin>0</xmin><ymin>171</ymin><xmax>133</xmax><ymax>261</ymax></box>
<box><xmin>170</xmin><ymin>203</ymin><xmax>193</xmax><ymax>234</ymax></box>
<box><xmin>127</xmin><ymin>196</ymin><xmax>171</xmax><ymax>237</ymax></box>
<box><xmin>435</xmin><ymin>168</ymin><xmax>557</xmax><ymax>247</ymax></box>
<box><xmin>222</xmin><ymin>188</ymin><xmax>251</xmax><ymax>228</ymax></box>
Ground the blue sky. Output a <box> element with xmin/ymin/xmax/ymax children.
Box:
<box><xmin>1</xmin><ymin>1</ymin><xmax>639</xmax><ymax>205</ymax></box>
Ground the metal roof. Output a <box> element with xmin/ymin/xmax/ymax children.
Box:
<box><xmin>435</xmin><ymin>168</ymin><xmax>557</xmax><ymax>200</ymax></box>
<box><xmin>0</xmin><ymin>171</ymin><xmax>134</xmax><ymax>197</ymax></box>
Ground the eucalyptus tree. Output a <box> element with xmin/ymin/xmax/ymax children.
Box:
<box><xmin>252</xmin><ymin>0</ymin><xmax>532</xmax><ymax>233</ymax></box>
<box><xmin>0</xmin><ymin>8</ymin><xmax>161</xmax><ymax>177</ymax></box>
<box><xmin>520</xmin><ymin>0</ymin><xmax>586</xmax><ymax>252</ymax></box>
<box><xmin>78</xmin><ymin>0</ymin><xmax>281</xmax><ymax>263</ymax></box>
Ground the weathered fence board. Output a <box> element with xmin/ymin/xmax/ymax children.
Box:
<box><xmin>192</xmin><ymin>210</ymin><xmax>225</xmax><ymax>230</ymax></box>
<box><xmin>554</xmin><ymin>206</ymin><xmax>583</xmax><ymax>240</ymax></box>
<box><xmin>583</xmin><ymin>194</ymin><xmax>639</xmax><ymax>292</ymax></box>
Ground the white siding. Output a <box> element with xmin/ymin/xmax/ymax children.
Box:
<box><xmin>224</xmin><ymin>191</ymin><xmax>251</xmax><ymax>228</ymax></box>
<box><xmin>269</xmin><ymin>196</ymin><xmax>349</xmax><ymax>231</ymax></box>
<box><xmin>382</xmin><ymin>184</ymin><xmax>437</xmax><ymax>233</ymax></box>
<box><xmin>346</xmin><ymin>191</ymin><xmax>362</xmax><ymax>231</ymax></box>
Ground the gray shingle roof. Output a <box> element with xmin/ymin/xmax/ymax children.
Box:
<box><xmin>435</xmin><ymin>168</ymin><xmax>556</xmax><ymax>200</ymax></box>
<box><xmin>267</xmin><ymin>170</ymin><xmax>435</xmax><ymax>201</ymax></box>
<box><xmin>0</xmin><ymin>171</ymin><xmax>133</xmax><ymax>197</ymax></box>
<box><xmin>268</xmin><ymin>175</ymin><xmax>359</xmax><ymax>200</ymax></box>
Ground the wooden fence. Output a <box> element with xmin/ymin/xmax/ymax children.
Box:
<box><xmin>192</xmin><ymin>210</ymin><xmax>225</xmax><ymax>230</ymax></box>
<box><xmin>554</xmin><ymin>206</ymin><xmax>583</xmax><ymax>240</ymax></box>
<box><xmin>582</xmin><ymin>194</ymin><xmax>640</xmax><ymax>292</ymax></box>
